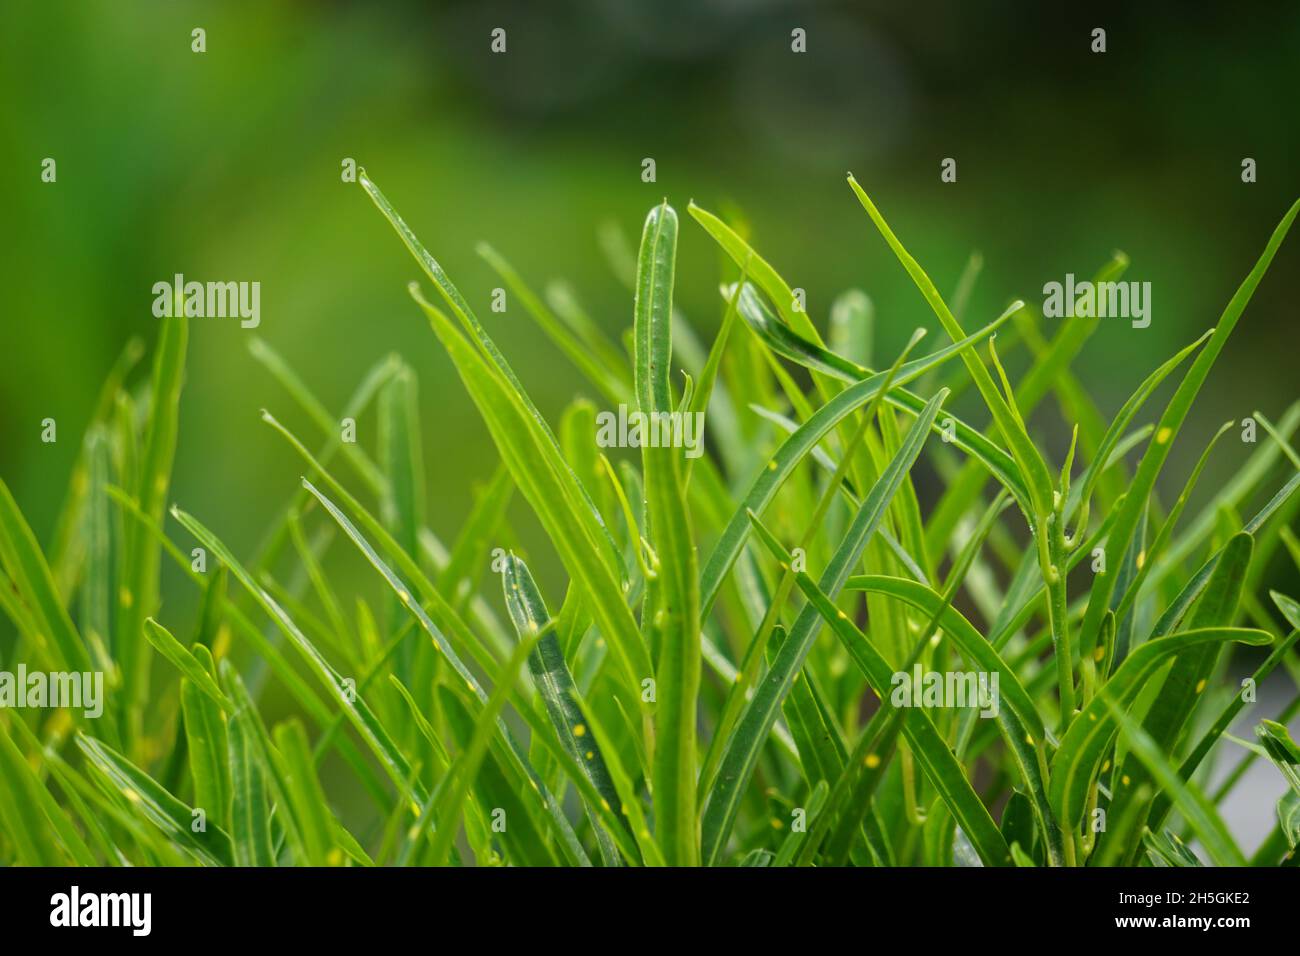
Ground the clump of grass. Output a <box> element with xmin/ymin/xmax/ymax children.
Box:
<box><xmin>1</xmin><ymin>174</ymin><xmax>1299</xmax><ymax>867</ymax></box>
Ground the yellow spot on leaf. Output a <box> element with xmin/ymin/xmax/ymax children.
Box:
<box><xmin>573</xmin><ymin>723</ymin><xmax>586</xmax><ymax>737</ymax></box>
<box><xmin>1156</xmin><ymin>427</ymin><xmax>1172</xmax><ymax>444</ymax></box>
<box><xmin>864</xmin><ymin>754</ymin><xmax>881</xmax><ymax>768</ymax></box>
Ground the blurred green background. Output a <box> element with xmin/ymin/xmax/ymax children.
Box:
<box><xmin>2</xmin><ymin>0</ymin><xmax>1298</xmax><ymax>593</ymax></box>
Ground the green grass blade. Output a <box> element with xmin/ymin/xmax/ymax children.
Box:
<box><xmin>503</xmin><ymin>553</ymin><xmax>624</xmax><ymax>865</ymax></box>
<box><xmin>77</xmin><ymin>733</ymin><xmax>233</xmax><ymax>866</ymax></box>
<box><xmin>1075</xmin><ymin>197</ymin><xmax>1300</xmax><ymax>661</ymax></box>
<box><xmin>109</xmin><ymin>486</ymin><xmax>391</xmax><ymax>809</ymax></box>
<box><xmin>1065</xmin><ymin>330</ymin><xmax>1212</xmax><ymax>533</ymax></box>
<box><xmin>80</xmin><ymin>426</ymin><xmax>112</xmax><ymax>670</ymax></box>
<box><xmin>273</xmin><ymin>719</ymin><xmax>339</xmax><ymax>866</ymax></box>
<box><xmin>700</xmin><ymin>388</ymin><xmax>947</xmax><ymax>864</ymax></box>
<box><xmin>699</xmin><ymin>366</ymin><xmax>1023</xmax><ymax>620</ymax></box>
<box><xmin>118</xmin><ymin>310</ymin><xmax>187</xmax><ymax>744</ymax></box>
<box><xmin>227</xmin><ymin>709</ymin><xmax>276</xmax><ymax>866</ymax></box>
<box><xmin>732</xmin><ymin>279</ymin><xmax>1020</xmax><ymax>395</ymax></box>
<box><xmin>181</xmin><ymin>646</ymin><xmax>231</xmax><ymax>832</ymax></box>
<box><xmin>378</xmin><ymin>362</ymin><xmax>426</xmax><ymax>562</ymax></box>
<box><xmin>846</xmin><ymin>174</ymin><xmax>1076</xmax><ymax>720</ymax></box>
<box><xmin>1143</xmin><ymin>828</ymin><xmax>1204</xmax><ymax>867</ymax></box>
<box><xmin>249</xmin><ymin>336</ymin><xmax>388</xmax><ymax>494</ymax></box>
<box><xmin>730</xmin><ymin>285</ymin><xmax>1031</xmax><ymax>512</ymax></box>
<box><xmin>1151</xmin><ymin>403</ymin><xmax>1300</xmax><ymax>581</ymax></box>
<box><xmin>831</xmin><ymin>288</ymin><xmax>875</xmax><ymax>366</ymax></box>
<box><xmin>744</xmin><ymin>521</ymin><xmax>1011</xmax><ymax>865</ymax></box>
<box><xmin>846</xmin><ymin>175</ymin><xmax>1054</xmax><ymax>521</ymax></box>
<box><xmin>181</xmin><ymin>692</ymin><xmax>229</xmax><ymax>836</ymax></box>
<box><xmin>297</xmin><ymin>479</ymin><xmax>592</xmax><ymax>865</ymax></box>
<box><xmin>771</xmin><ymin>780</ymin><xmax>830</xmax><ymax>867</ymax></box>
<box><xmin>378</xmin><ymin>362</ymin><xmax>427</xmax><ymax>684</ymax></box>
<box><xmin>1144</xmin><ymin>470</ymin><xmax>1300</xmax><ymax>645</ymax></box>
<box><xmin>438</xmin><ymin>464</ymin><xmax>514</xmax><ymax>611</ymax></box>
<box><xmin>406</xmin><ymin>284</ymin><xmax>652</xmax><ymax>707</ymax></box>
<box><xmin>1107</xmin><ymin>421</ymin><xmax>1234</xmax><ymax>634</ymax></box>
<box><xmin>435</xmin><ymin>684</ymin><xmax>560</xmax><ymax>866</ymax></box>
<box><xmin>731</xmin><ymin>281</ymin><xmax>869</xmax><ymax>378</ymax></box>
<box><xmin>635</xmin><ymin>201</ymin><xmax>677</xmax><ymax>412</ymax></box>
<box><xmin>1157</xmin><ymin>620</ymin><xmax>1300</xmax><ymax>828</ymax></box>
<box><xmin>359</xmin><ymin>171</ymin><xmax>625</xmax><ymax>582</ymax></box>
<box><xmin>687</xmin><ymin>203</ymin><xmax>823</xmax><ymax>343</ymax></box>
<box><xmin>686</xmin><ymin>276</ymin><xmax>746</xmax><ymax>483</ymax></box>
<box><xmin>1257</xmin><ymin>719</ymin><xmax>1300</xmax><ymax>795</ymax></box>
<box><xmin>48</xmin><ymin>337</ymin><xmax>144</xmax><ymax>594</ymax></box>
<box><xmin>144</xmin><ymin>617</ymin><xmax>233</xmax><ymax>709</ymax></box>
<box><xmin>250</xmin><ymin>350</ymin><xmax>400</xmax><ymax>570</ymax></box>
<box><xmin>172</xmin><ymin>506</ymin><xmax>428</xmax><ymax>806</ymax></box>
<box><xmin>479</xmin><ymin>243</ymin><xmax>633</xmax><ymax>406</ymax></box>
<box><xmin>0</xmin><ymin>715</ymin><xmax>92</xmax><ymax>865</ymax></box>
<box><xmin>1049</xmin><ymin>627</ymin><xmax>1271</xmax><ymax>833</ymax></box>
<box><xmin>633</xmin><ymin>201</ymin><xmax>702</xmax><ymax>866</ymax></box>
<box><xmin>925</xmin><ymin>255</ymin><xmax>1127</xmax><ymax>557</ymax></box>
<box><xmin>219</xmin><ymin>662</ymin><xmax>313</xmax><ymax>864</ymax></box>
<box><xmin>546</xmin><ymin>280</ymin><xmax>637</xmax><ymax>389</ymax></box>
<box><xmin>1102</xmin><ymin>695</ymin><xmax>1245</xmax><ymax>866</ymax></box>
<box><xmin>4</xmin><ymin>715</ymin><xmax>113</xmax><ymax>865</ymax></box>
<box><xmin>847</xmin><ymin>574</ymin><xmax>1062</xmax><ymax>864</ymax></box>
<box><xmin>806</xmin><ymin>703</ymin><xmax>907</xmax><ymax>867</ymax></box>
<box><xmin>1104</xmin><ymin>531</ymin><xmax>1253</xmax><ymax>859</ymax></box>
<box><xmin>263</xmin><ymin>413</ymin><xmax>503</xmax><ymax>681</ymax></box>
<box><xmin>428</xmin><ymin>628</ymin><xmax>540</xmax><ymax>866</ymax></box>
<box><xmin>0</xmin><ymin>479</ymin><xmax>94</xmax><ymax>675</ymax></box>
